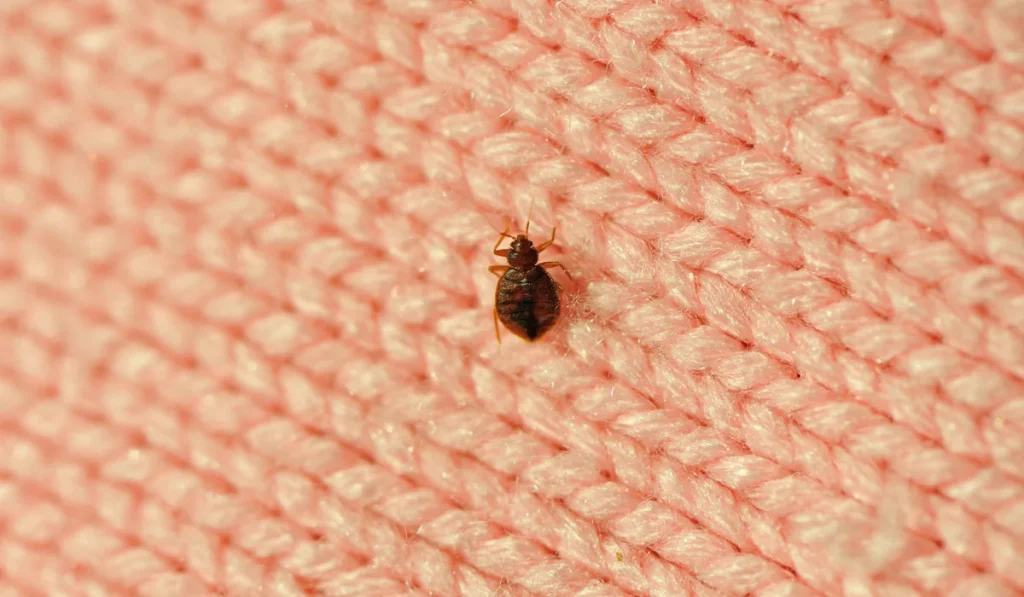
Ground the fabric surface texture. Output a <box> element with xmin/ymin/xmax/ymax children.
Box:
<box><xmin>1</xmin><ymin>0</ymin><xmax>1024</xmax><ymax>595</ymax></box>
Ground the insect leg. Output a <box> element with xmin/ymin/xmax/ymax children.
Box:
<box><xmin>493</xmin><ymin>308</ymin><xmax>502</xmax><ymax>344</ymax></box>
<box><xmin>536</xmin><ymin>226</ymin><xmax>557</xmax><ymax>252</ymax></box>
<box><xmin>489</xmin><ymin>265</ymin><xmax>509</xmax><ymax>277</ymax></box>
<box><xmin>540</xmin><ymin>261</ymin><xmax>573</xmax><ymax>281</ymax></box>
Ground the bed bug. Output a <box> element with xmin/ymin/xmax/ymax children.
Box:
<box><xmin>489</xmin><ymin>215</ymin><xmax>572</xmax><ymax>343</ymax></box>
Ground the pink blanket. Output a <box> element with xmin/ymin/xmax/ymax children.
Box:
<box><xmin>1</xmin><ymin>0</ymin><xmax>1022</xmax><ymax>595</ymax></box>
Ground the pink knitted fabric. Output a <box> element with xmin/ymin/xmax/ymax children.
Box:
<box><xmin>2</xmin><ymin>0</ymin><xmax>1024</xmax><ymax>595</ymax></box>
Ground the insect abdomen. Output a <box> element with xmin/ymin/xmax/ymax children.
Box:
<box><xmin>495</xmin><ymin>267</ymin><xmax>560</xmax><ymax>341</ymax></box>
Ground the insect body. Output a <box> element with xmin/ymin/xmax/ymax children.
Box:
<box><xmin>489</xmin><ymin>220</ymin><xmax>571</xmax><ymax>342</ymax></box>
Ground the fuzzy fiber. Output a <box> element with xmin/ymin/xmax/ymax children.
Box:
<box><xmin>1</xmin><ymin>0</ymin><xmax>1024</xmax><ymax>595</ymax></box>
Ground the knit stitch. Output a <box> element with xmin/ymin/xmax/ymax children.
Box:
<box><xmin>1</xmin><ymin>0</ymin><xmax>1022</xmax><ymax>595</ymax></box>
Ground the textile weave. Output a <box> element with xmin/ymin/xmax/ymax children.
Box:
<box><xmin>1</xmin><ymin>0</ymin><xmax>1023</xmax><ymax>595</ymax></box>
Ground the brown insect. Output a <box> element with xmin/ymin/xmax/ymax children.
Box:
<box><xmin>489</xmin><ymin>216</ymin><xmax>572</xmax><ymax>343</ymax></box>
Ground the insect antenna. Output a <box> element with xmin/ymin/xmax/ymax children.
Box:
<box><xmin>490</xmin><ymin>217</ymin><xmax>514</xmax><ymax>239</ymax></box>
<box><xmin>524</xmin><ymin>199</ymin><xmax>534</xmax><ymax>237</ymax></box>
